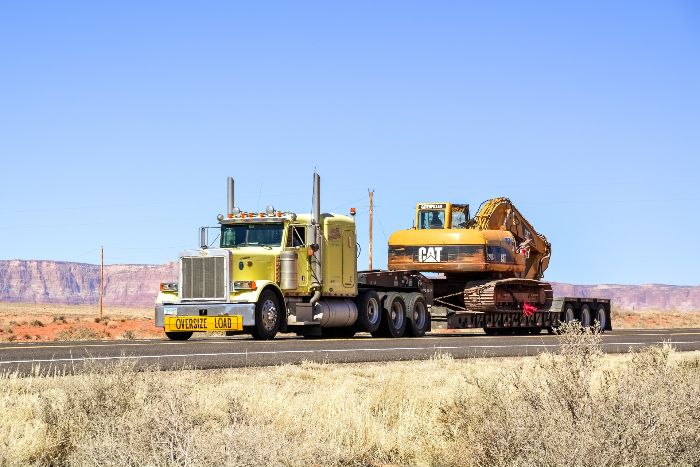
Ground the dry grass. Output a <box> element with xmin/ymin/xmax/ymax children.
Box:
<box><xmin>1</xmin><ymin>324</ymin><xmax>698</xmax><ymax>466</ymax></box>
<box><xmin>0</xmin><ymin>302</ymin><xmax>151</xmax><ymax>319</ymax></box>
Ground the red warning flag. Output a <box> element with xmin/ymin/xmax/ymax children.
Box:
<box><xmin>523</xmin><ymin>303</ymin><xmax>538</xmax><ymax>317</ymax></box>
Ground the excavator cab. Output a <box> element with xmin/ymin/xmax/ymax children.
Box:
<box><xmin>415</xmin><ymin>202</ymin><xmax>470</xmax><ymax>230</ymax></box>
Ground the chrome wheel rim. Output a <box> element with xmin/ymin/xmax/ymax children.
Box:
<box><xmin>565</xmin><ymin>307</ymin><xmax>574</xmax><ymax>322</ymax></box>
<box><xmin>390</xmin><ymin>301</ymin><xmax>404</xmax><ymax>328</ymax></box>
<box><xmin>413</xmin><ymin>301</ymin><xmax>426</xmax><ymax>329</ymax></box>
<box><xmin>261</xmin><ymin>299</ymin><xmax>277</xmax><ymax>331</ymax></box>
<box><xmin>367</xmin><ymin>298</ymin><xmax>380</xmax><ymax>325</ymax></box>
<box><xmin>581</xmin><ymin>307</ymin><xmax>591</xmax><ymax>327</ymax></box>
<box><xmin>597</xmin><ymin>307</ymin><xmax>607</xmax><ymax>329</ymax></box>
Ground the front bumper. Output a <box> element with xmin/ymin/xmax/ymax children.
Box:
<box><xmin>155</xmin><ymin>303</ymin><xmax>256</xmax><ymax>328</ymax></box>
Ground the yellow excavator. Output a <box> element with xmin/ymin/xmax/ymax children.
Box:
<box><xmin>388</xmin><ymin>199</ymin><xmax>553</xmax><ymax>313</ymax></box>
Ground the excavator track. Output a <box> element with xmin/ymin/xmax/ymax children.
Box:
<box><xmin>463</xmin><ymin>278</ymin><xmax>553</xmax><ymax>312</ymax></box>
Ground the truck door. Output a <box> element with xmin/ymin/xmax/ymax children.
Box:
<box><xmin>342</xmin><ymin>229</ymin><xmax>356</xmax><ymax>288</ymax></box>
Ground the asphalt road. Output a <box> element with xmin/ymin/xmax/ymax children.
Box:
<box><xmin>1</xmin><ymin>328</ymin><xmax>699</xmax><ymax>376</ymax></box>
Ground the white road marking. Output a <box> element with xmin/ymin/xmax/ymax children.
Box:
<box><xmin>0</xmin><ymin>341</ymin><xmax>696</xmax><ymax>365</ymax></box>
<box><xmin>1</xmin><ymin>330</ymin><xmax>698</xmax><ymax>352</ymax></box>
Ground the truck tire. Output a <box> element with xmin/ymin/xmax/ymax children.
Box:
<box><xmin>165</xmin><ymin>331</ymin><xmax>193</xmax><ymax>341</ymax></box>
<box><xmin>403</xmin><ymin>293</ymin><xmax>429</xmax><ymax>337</ymax></box>
<box><xmin>580</xmin><ymin>304</ymin><xmax>592</xmax><ymax>328</ymax></box>
<box><xmin>374</xmin><ymin>292</ymin><xmax>406</xmax><ymax>338</ymax></box>
<box><xmin>563</xmin><ymin>304</ymin><xmax>576</xmax><ymax>323</ymax></box>
<box><xmin>355</xmin><ymin>290</ymin><xmax>382</xmax><ymax>333</ymax></box>
<box><xmin>251</xmin><ymin>289</ymin><xmax>281</xmax><ymax>340</ymax></box>
<box><xmin>596</xmin><ymin>305</ymin><xmax>608</xmax><ymax>332</ymax></box>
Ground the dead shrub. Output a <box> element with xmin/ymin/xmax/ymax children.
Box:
<box><xmin>440</xmin><ymin>324</ymin><xmax>700</xmax><ymax>466</ymax></box>
<box><xmin>54</xmin><ymin>327</ymin><xmax>108</xmax><ymax>341</ymax></box>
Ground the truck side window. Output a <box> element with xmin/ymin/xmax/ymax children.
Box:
<box><xmin>287</xmin><ymin>226</ymin><xmax>306</xmax><ymax>247</ymax></box>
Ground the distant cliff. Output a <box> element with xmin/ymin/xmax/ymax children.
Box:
<box><xmin>0</xmin><ymin>260</ymin><xmax>177</xmax><ymax>307</ymax></box>
<box><xmin>0</xmin><ymin>260</ymin><xmax>699</xmax><ymax>310</ymax></box>
<box><xmin>550</xmin><ymin>283</ymin><xmax>700</xmax><ymax>312</ymax></box>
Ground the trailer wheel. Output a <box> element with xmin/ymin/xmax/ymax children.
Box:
<box><xmin>483</xmin><ymin>327</ymin><xmax>498</xmax><ymax>335</ymax></box>
<box><xmin>165</xmin><ymin>331</ymin><xmax>193</xmax><ymax>341</ymax></box>
<box><xmin>374</xmin><ymin>292</ymin><xmax>406</xmax><ymax>338</ymax></box>
<box><xmin>563</xmin><ymin>304</ymin><xmax>576</xmax><ymax>323</ymax></box>
<box><xmin>355</xmin><ymin>290</ymin><xmax>382</xmax><ymax>333</ymax></box>
<box><xmin>580</xmin><ymin>304</ymin><xmax>592</xmax><ymax>328</ymax></box>
<box><xmin>251</xmin><ymin>289</ymin><xmax>281</xmax><ymax>340</ymax></box>
<box><xmin>404</xmin><ymin>293</ymin><xmax>429</xmax><ymax>337</ymax></box>
<box><xmin>596</xmin><ymin>305</ymin><xmax>608</xmax><ymax>332</ymax></box>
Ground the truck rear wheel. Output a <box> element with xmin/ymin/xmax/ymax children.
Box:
<box><xmin>355</xmin><ymin>290</ymin><xmax>382</xmax><ymax>333</ymax></box>
<box><xmin>165</xmin><ymin>331</ymin><xmax>193</xmax><ymax>341</ymax></box>
<box><xmin>251</xmin><ymin>289</ymin><xmax>281</xmax><ymax>340</ymax></box>
<box><xmin>374</xmin><ymin>292</ymin><xmax>406</xmax><ymax>338</ymax></box>
<box><xmin>403</xmin><ymin>293</ymin><xmax>429</xmax><ymax>337</ymax></box>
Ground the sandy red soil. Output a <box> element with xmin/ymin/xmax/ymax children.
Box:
<box><xmin>1</xmin><ymin>303</ymin><xmax>699</xmax><ymax>342</ymax></box>
<box><xmin>0</xmin><ymin>303</ymin><xmax>163</xmax><ymax>342</ymax></box>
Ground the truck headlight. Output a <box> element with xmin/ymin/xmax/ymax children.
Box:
<box><xmin>160</xmin><ymin>282</ymin><xmax>178</xmax><ymax>292</ymax></box>
<box><xmin>233</xmin><ymin>281</ymin><xmax>257</xmax><ymax>291</ymax></box>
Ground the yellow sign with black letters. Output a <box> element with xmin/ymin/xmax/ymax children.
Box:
<box><xmin>164</xmin><ymin>315</ymin><xmax>243</xmax><ymax>332</ymax></box>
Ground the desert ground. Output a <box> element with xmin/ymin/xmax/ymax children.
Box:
<box><xmin>1</xmin><ymin>302</ymin><xmax>700</xmax><ymax>342</ymax></box>
<box><xmin>1</xmin><ymin>325</ymin><xmax>698</xmax><ymax>466</ymax></box>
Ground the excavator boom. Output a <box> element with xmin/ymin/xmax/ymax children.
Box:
<box><xmin>471</xmin><ymin>198</ymin><xmax>551</xmax><ymax>280</ymax></box>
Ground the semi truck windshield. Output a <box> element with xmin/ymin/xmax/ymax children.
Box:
<box><xmin>220</xmin><ymin>224</ymin><xmax>284</xmax><ymax>248</ymax></box>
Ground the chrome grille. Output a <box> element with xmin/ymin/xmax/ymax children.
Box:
<box><xmin>181</xmin><ymin>256</ymin><xmax>226</xmax><ymax>300</ymax></box>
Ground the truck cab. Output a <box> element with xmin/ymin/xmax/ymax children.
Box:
<box><xmin>155</xmin><ymin>208</ymin><xmax>358</xmax><ymax>340</ymax></box>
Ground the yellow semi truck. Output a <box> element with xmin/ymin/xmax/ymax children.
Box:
<box><xmin>155</xmin><ymin>174</ymin><xmax>610</xmax><ymax>340</ymax></box>
<box><xmin>155</xmin><ymin>174</ymin><xmax>431</xmax><ymax>340</ymax></box>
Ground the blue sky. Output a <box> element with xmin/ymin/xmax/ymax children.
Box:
<box><xmin>1</xmin><ymin>1</ymin><xmax>698</xmax><ymax>285</ymax></box>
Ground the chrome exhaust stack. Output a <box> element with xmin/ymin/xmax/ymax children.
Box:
<box><xmin>310</xmin><ymin>172</ymin><xmax>322</xmax><ymax>306</ymax></box>
<box><xmin>227</xmin><ymin>176</ymin><xmax>235</xmax><ymax>217</ymax></box>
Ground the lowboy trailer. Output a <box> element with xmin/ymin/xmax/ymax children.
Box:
<box><xmin>155</xmin><ymin>173</ymin><xmax>611</xmax><ymax>340</ymax></box>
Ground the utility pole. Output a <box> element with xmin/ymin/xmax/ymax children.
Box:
<box><xmin>369</xmin><ymin>189</ymin><xmax>374</xmax><ymax>270</ymax></box>
<box><xmin>99</xmin><ymin>246</ymin><xmax>104</xmax><ymax>320</ymax></box>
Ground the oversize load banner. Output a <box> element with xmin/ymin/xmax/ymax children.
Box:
<box><xmin>164</xmin><ymin>315</ymin><xmax>243</xmax><ymax>332</ymax></box>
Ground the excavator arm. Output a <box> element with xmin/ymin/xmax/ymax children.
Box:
<box><xmin>471</xmin><ymin>198</ymin><xmax>551</xmax><ymax>279</ymax></box>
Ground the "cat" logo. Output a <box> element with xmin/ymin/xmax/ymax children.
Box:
<box><xmin>417</xmin><ymin>246</ymin><xmax>443</xmax><ymax>262</ymax></box>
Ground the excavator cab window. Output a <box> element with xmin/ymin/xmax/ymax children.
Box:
<box><xmin>418</xmin><ymin>210</ymin><xmax>445</xmax><ymax>229</ymax></box>
<box><xmin>450</xmin><ymin>204</ymin><xmax>470</xmax><ymax>228</ymax></box>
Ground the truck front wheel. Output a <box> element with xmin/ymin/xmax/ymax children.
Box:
<box><xmin>251</xmin><ymin>290</ymin><xmax>281</xmax><ymax>340</ymax></box>
<box><xmin>165</xmin><ymin>331</ymin><xmax>193</xmax><ymax>341</ymax></box>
